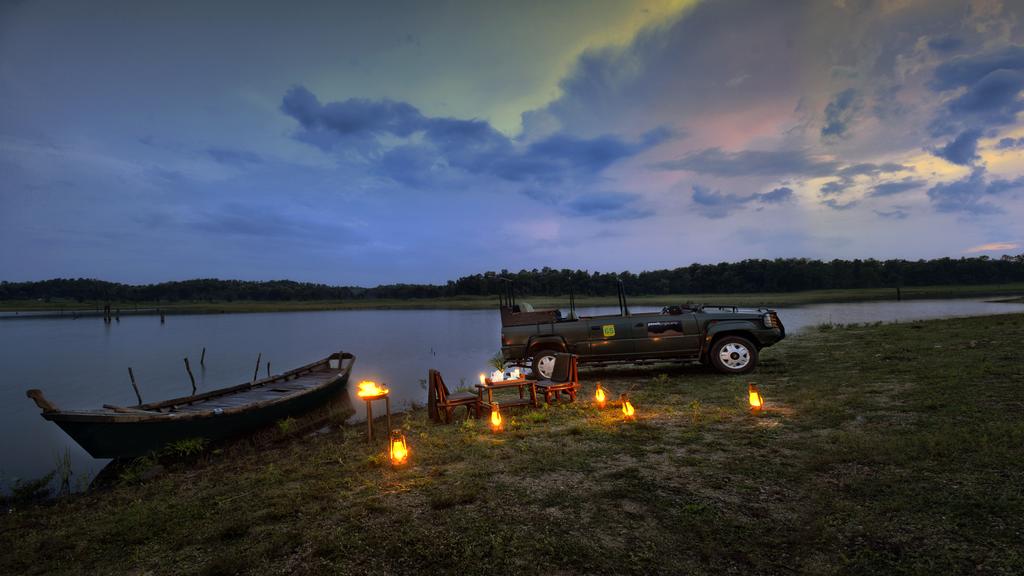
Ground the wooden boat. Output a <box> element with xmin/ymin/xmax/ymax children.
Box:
<box><xmin>26</xmin><ymin>351</ymin><xmax>354</xmax><ymax>458</ymax></box>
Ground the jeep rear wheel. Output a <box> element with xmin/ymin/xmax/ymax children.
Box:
<box><xmin>531</xmin><ymin>349</ymin><xmax>559</xmax><ymax>379</ymax></box>
<box><xmin>709</xmin><ymin>336</ymin><xmax>758</xmax><ymax>374</ymax></box>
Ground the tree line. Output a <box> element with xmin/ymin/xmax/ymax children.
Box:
<box><xmin>2</xmin><ymin>255</ymin><xmax>1022</xmax><ymax>303</ymax></box>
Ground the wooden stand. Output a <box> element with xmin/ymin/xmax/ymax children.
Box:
<box><xmin>362</xmin><ymin>393</ymin><xmax>391</xmax><ymax>443</ymax></box>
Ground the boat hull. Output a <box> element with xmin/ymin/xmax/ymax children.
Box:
<box><xmin>42</xmin><ymin>360</ymin><xmax>352</xmax><ymax>459</ymax></box>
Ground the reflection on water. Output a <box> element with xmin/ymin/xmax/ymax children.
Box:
<box><xmin>2</xmin><ymin>297</ymin><xmax>1022</xmax><ymax>489</ymax></box>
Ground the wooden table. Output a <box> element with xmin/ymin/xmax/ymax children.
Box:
<box><xmin>475</xmin><ymin>378</ymin><xmax>538</xmax><ymax>410</ymax></box>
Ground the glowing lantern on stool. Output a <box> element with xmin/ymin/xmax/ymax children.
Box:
<box><xmin>594</xmin><ymin>383</ymin><xmax>607</xmax><ymax>408</ymax></box>
<box><xmin>620</xmin><ymin>393</ymin><xmax>635</xmax><ymax>420</ymax></box>
<box><xmin>490</xmin><ymin>402</ymin><xmax>503</xmax><ymax>432</ymax></box>
<box><xmin>748</xmin><ymin>383</ymin><xmax>764</xmax><ymax>412</ymax></box>
<box><xmin>389</xmin><ymin>429</ymin><xmax>409</xmax><ymax>466</ymax></box>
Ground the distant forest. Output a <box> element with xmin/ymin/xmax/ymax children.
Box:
<box><xmin>3</xmin><ymin>255</ymin><xmax>1023</xmax><ymax>303</ymax></box>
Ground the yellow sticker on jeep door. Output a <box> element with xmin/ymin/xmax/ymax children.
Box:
<box><xmin>602</xmin><ymin>324</ymin><xmax>616</xmax><ymax>337</ymax></box>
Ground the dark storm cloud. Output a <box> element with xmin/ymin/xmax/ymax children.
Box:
<box><xmin>820</xmin><ymin>180</ymin><xmax>850</xmax><ymax>196</ymax></box>
<box><xmin>282</xmin><ymin>85</ymin><xmax>672</xmax><ymax>190</ymax></box>
<box><xmin>656</xmin><ymin>148</ymin><xmax>839</xmax><ymax>177</ymax></box>
<box><xmin>929</xmin><ymin>46</ymin><xmax>1024</xmax><ymax>135</ymax></box>
<box><xmin>821</xmin><ymin>198</ymin><xmax>858</xmax><ymax>211</ymax></box>
<box><xmin>821</xmin><ymin>88</ymin><xmax>860</xmax><ymax>141</ymax></box>
<box><xmin>206</xmin><ymin>147</ymin><xmax>263</xmax><ymax>166</ymax></box>
<box><xmin>867</xmin><ymin>178</ymin><xmax>927</xmax><ymax>197</ymax></box>
<box><xmin>563</xmin><ymin>192</ymin><xmax>653</xmax><ymax>221</ymax></box>
<box><xmin>820</xmin><ymin>162</ymin><xmax>911</xmax><ymax>197</ymax></box>
<box><xmin>690</xmin><ymin>184</ymin><xmax>792</xmax><ymax>218</ymax></box>
<box><xmin>874</xmin><ymin>208</ymin><xmax>909</xmax><ymax>220</ymax></box>
<box><xmin>931</xmin><ymin>129</ymin><xmax>982</xmax><ymax>165</ymax></box>
<box><xmin>926</xmin><ymin>167</ymin><xmax>1024</xmax><ymax>215</ymax></box>
<box><xmin>997</xmin><ymin>137</ymin><xmax>1024</xmax><ymax>149</ymax></box>
<box><xmin>927</xmin><ymin>36</ymin><xmax>963</xmax><ymax>54</ymax></box>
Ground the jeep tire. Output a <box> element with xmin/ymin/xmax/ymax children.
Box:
<box><xmin>530</xmin><ymin>348</ymin><xmax>560</xmax><ymax>379</ymax></box>
<box><xmin>709</xmin><ymin>335</ymin><xmax>758</xmax><ymax>375</ymax></box>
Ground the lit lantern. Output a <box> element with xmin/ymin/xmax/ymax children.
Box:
<box><xmin>620</xmin><ymin>393</ymin><xmax>635</xmax><ymax>419</ymax></box>
<box><xmin>748</xmin><ymin>383</ymin><xmax>764</xmax><ymax>412</ymax></box>
<box><xmin>490</xmin><ymin>402</ymin><xmax>503</xmax><ymax>432</ymax></box>
<box><xmin>389</xmin><ymin>429</ymin><xmax>409</xmax><ymax>466</ymax></box>
<box><xmin>479</xmin><ymin>373</ymin><xmax>487</xmax><ymax>385</ymax></box>
<box><xmin>356</xmin><ymin>380</ymin><xmax>389</xmax><ymax>398</ymax></box>
<box><xmin>594</xmin><ymin>383</ymin><xmax>607</xmax><ymax>408</ymax></box>
<box><xmin>490</xmin><ymin>369</ymin><xmax>504</xmax><ymax>382</ymax></box>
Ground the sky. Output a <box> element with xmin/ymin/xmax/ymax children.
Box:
<box><xmin>1</xmin><ymin>0</ymin><xmax>1023</xmax><ymax>286</ymax></box>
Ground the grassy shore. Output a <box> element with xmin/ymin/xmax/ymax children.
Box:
<box><xmin>3</xmin><ymin>281</ymin><xmax>1024</xmax><ymax>315</ymax></box>
<box><xmin>3</xmin><ymin>314</ymin><xmax>1024</xmax><ymax>574</ymax></box>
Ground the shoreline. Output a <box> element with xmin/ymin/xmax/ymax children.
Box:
<box><xmin>2</xmin><ymin>282</ymin><xmax>1024</xmax><ymax>318</ymax></box>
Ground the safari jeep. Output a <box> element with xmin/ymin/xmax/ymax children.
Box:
<box><xmin>498</xmin><ymin>281</ymin><xmax>785</xmax><ymax>378</ymax></box>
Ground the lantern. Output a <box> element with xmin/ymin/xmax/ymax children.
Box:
<box><xmin>620</xmin><ymin>393</ymin><xmax>635</xmax><ymax>419</ymax></box>
<box><xmin>490</xmin><ymin>402</ymin><xmax>503</xmax><ymax>432</ymax></box>
<box><xmin>389</xmin><ymin>429</ymin><xmax>409</xmax><ymax>466</ymax></box>
<box><xmin>356</xmin><ymin>380</ymin><xmax>389</xmax><ymax>398</ymax></box>
<box><xmin>594</xmin><ymin>383</ymin><xmax>607</xmax><ymax>408</ymax></box>
<box><xmin>479</xmin><ymin>373</ymin><xmax>487</xmax><ymax>385</ymax></box>
<box><xmin>748</xmin><ymin>383</ymin><xmax>764</xmax><ymax>412</ymax></box>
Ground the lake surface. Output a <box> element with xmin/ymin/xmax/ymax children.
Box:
<box><xmin>2</xmin><ymin>297</ymin><xmax>1023</xmax><ymax>491</ymax></box>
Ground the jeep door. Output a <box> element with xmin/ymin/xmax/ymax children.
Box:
<box><xmin>632</xmin><ymin>312</ymin><xmax>701</xmax><ymax>358</ymax></box>
<box><xmin>585</xmin><ymin>316</ymin><xmax>637</xmax><ymax>359</ymax></box>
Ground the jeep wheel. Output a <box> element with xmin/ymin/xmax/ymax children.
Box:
<box><xmin>531</xmin><ymin>349</ymin><xmax>559</xmax><ymax>379</ymax></box>
<box><xmin>709</xmin><ymin>336</ymin><xmax>758</xmax><ymax>374</ymax></box>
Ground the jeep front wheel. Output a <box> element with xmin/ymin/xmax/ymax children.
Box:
<box><xmin>531</xmin><ymin>349</ymin><xmax>559</xmax><ymax>379</ymax></box>
<box><xmin>709</xmin><ymin>336</ymin><xmax>758</xmax><ymax>374</ymax></box>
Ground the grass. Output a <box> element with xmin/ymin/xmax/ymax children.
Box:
<box><xmin>2</xmin><ymin>313</ymin><xmax>1024</xmax><ymax>574</ymax></box>
<box><xmin>2</xmin><ymin>281</ymin><xmax>1024</xmax><ymax>315</ymax></box>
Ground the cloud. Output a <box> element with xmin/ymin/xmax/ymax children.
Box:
<box><xmin>997</xmin><ymin>137</ymin><xmax>1024</xmax><ymax>149</ymax></box>
<box><xmin>820</xmin><ymin>163</ymin><xmax>910</xmax><ymax>196</ymax></box>
<box><xmin>656</xmin><ymin>148</ymin><xmax>839</xmax><ymax>177</ymax></box>
<box><xmin>929</xmin><ymin>46</ymin><xmax>1024</xmax><ymax>134</ymax></box>
<box><xmin>931</xmin><ymin>129</ymin><xmax>983</xmax><ymax>165</ymax></box>
<box><xmin>822</xmin><ymin>198</ymin><xmax>858</xmax><ymax>211</ymax></box>
<box><xmin>206</xmin><ymin>147</ymin><xmax>263</xmax><ymax>166</ymax></box>
<box><xmin>821</xmin><ymin>88</ymin><xmax>860</xmax><ymax>141</ymax></box>
<box><xmin>964</xmin><ymin>241</ymin><xmax>1020</xmax><ymax>254</ymax></box>
<box><xmin>690</xmin><ymin>184</ymin><xmax>792</xmax><ymax>218</ymax></box>
<box><xmin>282</xmin><ymin>85</ymin><xmax>673</xmax><ymax>191</ymax></box>
<box><xmin>927</xmin><ymin>36</ymin><xmax>963</xmax><ymax>54</ymax></box>
<box><xmin>926</xmin><ymin>167</ymin><xmax>1024</xmax><ymax>215</ymax></box>
<box><xmin>563</xmin><ymin>192</ymin><xmax>653</xmax><ymax>221</ymax></box>
<box><xmin>874</xmin><ymin>208</ymin><xmax>909</xmax><ymax>220</ymax></box>
<box><xmin>931</xmin><ymin>45</ymin><xmax>1024</xmax><ymax>91</ymax></box>
<box><xmin>868</xmin><ymin>178</ymin><xmax>928</xmax><ymax>197</ymax></box>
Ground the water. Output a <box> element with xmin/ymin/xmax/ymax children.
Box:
<box><xmin>2</xmin><ymin>297</ymin><xmax>1022</xmax><ymax>490</ymax></box>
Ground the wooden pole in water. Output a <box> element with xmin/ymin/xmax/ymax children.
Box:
<box><xmin>184</xmin><ymin>358</ymin><xmax>197</xmax><ymax>395</ymax></box>
<box><xmin>266</xmin><ymin>361</ymin><xmax>271</xmax><ymax>377</ymax></box>
<box><xmin>128</xmin><ymin>367</ymin><xmax>143</xmax><ymax>405</ymax></box>
<box><xmin>200</xmin><ymin>347</ymin><xmax>206</xmax><ymax>366</ymax></box>
<box><xmin>253</xmin><ymin>353</ymin><xmax>262</xmax><ymax>382</ymax></box>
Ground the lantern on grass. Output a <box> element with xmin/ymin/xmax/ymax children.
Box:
<box><xmin>490</xmin><ymin>402</ymin><xmax>503</xmax><ymax>432</ymax></box>
<box><xmin>620</xmin><ymin>393</ymin><xmax>636</xmax><ymax>420</ymax></box>
<box><xmin>389</xmin><ymin>429</ymin><xmax>409</xmax><ymax>466</ymax></box>
<box><xmin>594</xmin><ymin>383</ymin><xmax>607</xmax><ymax>408</ymax></box>
<box><xmin>748</xmin><ymin>383</ymin><xmax>764</xmax><ymax>412</ymax></box>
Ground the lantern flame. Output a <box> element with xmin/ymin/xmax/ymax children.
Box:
<box><xmin>621</xmin><ymin>394</ymin><xmax>635</xmax><ymax>419</ymax></box>
<box><xmin>389</xmin><ymin>430</ymin><xmax>408</xmax><ymax>466</ymax></box>
<box><xmin>479</xmin><ymin>373</ymin><xmax>487</xmax><ymax>385</ymax></box>
<box><xmin>490</xmin><ymin>403</ymin><xmax>503</xmax><ymax>431</ymax></box>
<box><xmin>748</xmin><ymin>383</ymin><xmax>764</xmax><ymax>411</ymax></box>
<box><xmin>595</xmin><ymin>383</ymin><xmax>607</xmax><ymax>408</ymax></box>
<box><xmin>357</xmin><ymin>380</ymin><xmax>389</xmax><ymax>398</ymax></box>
